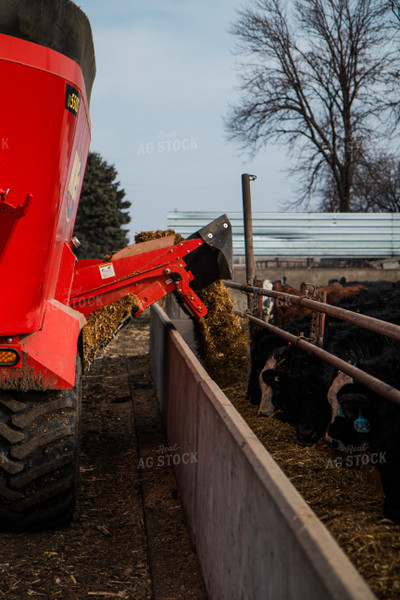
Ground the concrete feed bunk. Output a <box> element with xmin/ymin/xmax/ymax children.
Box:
<box><xmin>150</xmin><ymin>304</ymin><xmax>376</xmax><ymax>600</ymax></box>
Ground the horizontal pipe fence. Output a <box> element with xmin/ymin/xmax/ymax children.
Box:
<box><xmin>223</xmin><ymin>280</ymin><xmax>400</xmax><ymax>406</ymax></box>
<box><xmin>224</xmin><ymin>281</ymin><xmax>400</xmax><ymax>341</ymax></box>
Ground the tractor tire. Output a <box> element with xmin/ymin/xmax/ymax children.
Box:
<box><xmin>0</xmin><ymin>357</ymin><xmax>82</xmax><ymax>531</ymax></box>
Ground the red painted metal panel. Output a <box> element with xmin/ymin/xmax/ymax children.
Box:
<box><xmin>70</xmin><ymin>238</ymin><xmax>208</xmax><ymax>319</ymax></box>
<box><xmin>0</xmin><ymin>301</ymin><xmax>86</xmax><ymax>390</ymax></box>
<box><xmin>54</xmin><ymin>243</ymin><xmax>81</xmax><ymax>305</ymax></box>
<box><xmin>0</xmin><ymin>34</ymin><xmax>91</xmax><ymax>336</ymax></box>
<box><xmin>0</xmin><ymin>32</ymin><xmax>229</xmax><ymax>390</ymax></box>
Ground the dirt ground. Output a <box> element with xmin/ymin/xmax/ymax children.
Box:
<box><xmin>0</xmin><ymin>311</ymin><xmax>207</xmax><ymax>600</ymax></box>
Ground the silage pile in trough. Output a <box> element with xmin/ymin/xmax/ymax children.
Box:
<box><xmin>225</xmin><ymin>380</ymin><xmax>400</xmax><ymax>600</ymax></box>
<box><xmin>195</xmin><ymin>280</ymin><xmax>248</xmax><ymax>388</ymax></box>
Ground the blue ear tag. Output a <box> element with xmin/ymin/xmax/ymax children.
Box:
<box><xmin>354</xmin><ymin>410</ymin><xmax>370</xmax><ymax>433</ymax></box>
<box><xmin>339</xmin><ymin>407</ymin><xmax>346</xmax><ymax>417</ymax></box>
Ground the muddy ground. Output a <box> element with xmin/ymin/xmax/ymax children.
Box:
<box><xmin>0</xmin><ymin>311</ymin><xmax>207</xmax><ymax>600</ymax></box>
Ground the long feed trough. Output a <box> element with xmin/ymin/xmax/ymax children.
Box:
<box><xmin>150</xmin><ymin>304</ymin><xmax>376</xmax><ymax>600</ymax></box>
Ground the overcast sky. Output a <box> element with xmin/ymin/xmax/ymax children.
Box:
<box><xmin>76</xmin><ymin>1</ymin><xmax>294</xmax><ymax>241</ymax></box>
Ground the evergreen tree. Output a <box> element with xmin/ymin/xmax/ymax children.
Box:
<box><xmin>73</xmin><ymin>152</ymin><xmax>131</xmax><ymax>258</ymax></box>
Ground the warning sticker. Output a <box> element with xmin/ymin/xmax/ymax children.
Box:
<box><xmin>99</xmin><ymin>263</ymin><xmax>116</xmax><ymax>280</ymax></box>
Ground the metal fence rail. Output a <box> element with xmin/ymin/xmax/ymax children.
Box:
<box><xmin>224</xmin><ymin>281</ymin><xmax>400</xmax><ymax>341</ymax></box>
<box><xmin>224</xmin><ymin>280</ymin><xmax>400</xmax><ymax>406</ymax></box>
<box><xmin>247</xmin><ymin>315</ymin><xmax>400</xmax><ymax>407</ymax></box>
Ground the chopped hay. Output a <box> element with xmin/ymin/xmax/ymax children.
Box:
<box><xmin>224</xmin><ymin>380</ymin><xmax>400</xmax><ymax>600</ymax></box>
<box><xmin>83</xmin><ymin>294</ymin><xmax>139</xmax><ymax>364</ymax></box>
<box><xmin>195</xmin><ymin>281</ymin><xmax>248</xmax><ymax>388</ymax></box>
<box><xmin>133</xmin><ymin>233</ymin><xmax>248</xmax><ymax>388</ymax></box>
<box><xmin>102</xmin><ymin>250</ymin><xmax>118</xmax><ymax>262</ymax></box>
<box><xmin>134</xmin><ymin>229</ymin><xmax>184</xmax><ymax>244</ymax></box>
<box><xmin>83</xmin><ymin>229</ymin><xmax>183</xmax><ymax>364</ymax></box>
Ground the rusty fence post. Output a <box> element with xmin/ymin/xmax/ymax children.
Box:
<box><xmin>241</xmin><ymin>173</ymin><xmax>257</xmax><ymax>310</ymax></box>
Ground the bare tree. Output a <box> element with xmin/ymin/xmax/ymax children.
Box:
<box><xmin>357</xmin><ymin>153</ymin><xmax>400</xmax><ymax>212</ymax></box>
<box><xmin>225</xmin><ymin>0</ymin><xmax>398</xmax><ymax>212</ymax></box>
<box><xmin>319</xmin><ymin>151</ymin><xmax>400</xmax><ymax>212</ymax></box>
<box><xmin>390</xmin><ymin>0</ymin><xmax>400</xmax><ymax>24</ymax></box>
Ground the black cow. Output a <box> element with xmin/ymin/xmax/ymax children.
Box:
<box><xmin>248</xmin><ymin>281</ymin><xmax>400</xmax><ymax>520</ymax></box>
<box><xmin>327</xmin><ymin>350</ymin><xmax>400</xmax><ymax>522</ymax></box>
<box><xmin>260</xmin><ymin>345</ymin><xmax>334</xmax><ymax>443</ymax></box>
<box><xmin>249</xmin><ymin>284</ymin><xmax>400</xmax><ymax>444</ymax></box>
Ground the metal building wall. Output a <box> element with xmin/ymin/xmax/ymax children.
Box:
<box><xmin>167</xmin><ymin>212</ymin><xmax>400</xmax><ymax>258</ymax></box>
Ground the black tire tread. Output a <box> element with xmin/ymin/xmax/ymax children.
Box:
<box><xmin>0</xmin><ymin>483</ymin><xmax>24</xmax><ymax>501</ymax></box>
<box><xmin>0</xmin><ymin>423</ymin><xmax>25</xmax><ymax>443</ymax></box>
<box><xmin>0</xmin><ymin>452</ymin><xmax>24</xmax><ymax>475</ymax></box>
<box><xmin>16</xmin><ymin>474</ymin><xmax>74</xmax><ymax>511</ymax></box>
<box><xmin>12</xmin><ymin>396</ymin><xmax>75</xmax><ymax>429</ymax></box>
<box><xmin>10</xmin><ymin>426</ymin><xmax>74</xmax><ymax>460</ymax></box>
<box><xmin>0</xmin><ymin>394</ymin><xmax>26</xmax><ymax>413</ymax></box>
<box><xmin>0</xmin><ymin>357</ymin><xmax>82</xmax><ymax>531</ymax></box>
<box><xmin>10</xmin><ymin>450</ymin><xmax>75</xmax><ymax>489</ymax></box>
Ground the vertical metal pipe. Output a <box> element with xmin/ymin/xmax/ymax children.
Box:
<box><xmin>241</xmin><ymin>173</ymin><xmax>256</xmax><ymax>308</ymax></box>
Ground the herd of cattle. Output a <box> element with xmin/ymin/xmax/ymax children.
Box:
<box><xmin>247</xmin><ymin>278</ymin><xmax>400</xmax><ymax>523</ymax></box>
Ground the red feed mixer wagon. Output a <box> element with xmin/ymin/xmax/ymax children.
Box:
<box><xmin>0</xmin><ymin>0</ymin><xmax>232</xmax><ymax>530</ymax></box>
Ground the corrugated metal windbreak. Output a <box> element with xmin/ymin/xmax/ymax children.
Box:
<box><xmin>167</xmin><ymin>212</ymin><xmax>400</xmax><ymax>258</ymax></box>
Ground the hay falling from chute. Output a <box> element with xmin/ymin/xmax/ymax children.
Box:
<box><xmin>195</xmin><ymin>280</ymin><xmax>248</xmax><ymax>388</ymax></box>
<box><xmin>83</xmin><ymin>229</ymin><xmax>248</xmax><ymax>388</ymax></box>
<box><xmin>83</xmin><ymin>229</ymin><xmax>182</xmax><ymax>365</ymax></box>
<box><xmin>83</xmin><ymin>294</ymin><xmax>139</xmax><ymax>364</ymax></box>
<box><xmin>134</xmin><ymin>233</ymin><xmax>248</xmax><ymax>387</ymax></box>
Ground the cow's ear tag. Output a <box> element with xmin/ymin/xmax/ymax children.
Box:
<box><xmin>354</xmin><ymin>410</ymin><xmax>370</xmax><ymax>433</ymax></box>
<box><xmin>339</xmin><ymin>406</ymin><xmax>346</xmax><ymax>418</ymax></box>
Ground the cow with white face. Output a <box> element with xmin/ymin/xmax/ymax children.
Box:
<box><xmin>258</xmin><ymin>356</ymin><xmax>277</xmax><ymax>416</ymax></box>
<box><xmin>261</xmin><ymin>279</ymin><xmax>274</xmax><ymax>323</ymax></box>
<box><xmin>247</xmin><ymin>281</ymin><xmax>400</xmax><ymax>522</ymax></box>
<box><xmin>247</xmin><ymin>313</ymin><xmax>334</xmax><ymax>443</ymax></box>
<box><xmin>257</xmin><ymin>344</ymin><xmax>333</xmax><ymax>443</ymax></box>
<box><xmin>325</xmin><ymin>371</ymin><xmax>354</xmax><ymax>446</ymax></box>
<box><xmin>325</xmin><ymin>350</ymin><xmax>400</xmax><ymax>523</ymax></box>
